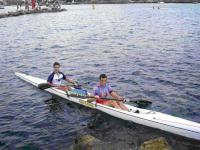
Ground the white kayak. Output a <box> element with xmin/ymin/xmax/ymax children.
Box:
<box><xmin>15</xmin><ymin>72</ymin><xmax>200</xmax><ymax>140</ymax></box>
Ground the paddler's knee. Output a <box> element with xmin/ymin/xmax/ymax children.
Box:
<box><xmin>87</xmin><ymin>98</ymin><xmax>95</xmax><ymax>103</ymax></box>
<box><xmin>57</xmin><ymin>86</ymin><xmax>70</xmax><ymax>91</ymax></box>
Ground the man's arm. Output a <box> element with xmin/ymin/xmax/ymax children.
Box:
<box><xmin>65</xmin><ymin>78</ymin><xmax>75</xmax><ymax>84</ymax></box>
<box><xmin>62</xmin><ymin>73</ymin><xmax>75</xmax><ymax>84</ymax></box>
<box><xmin>110</xmin><ymin>91</ymin><xmax>124</xmax><ymax>100</ymax></box>
<box><xmin>47</xmin><ymin>73</ymin><xmax>58</xmax><ymax>86</ymax></box>
<box><xmin>47</xmin><ymin>82</ymin><xmax>60</xmax><ymax>87</ymax></box>
<box><xmin>87</xmin><ymin>87</ymin><xmax>100</xmax><ymax>102</ymax></box>
<box><xmin>107</xmin><ymin>84</ymin><xmax>124</xmax><ymax>101</ymax></box>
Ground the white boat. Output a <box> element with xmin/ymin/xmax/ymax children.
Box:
<box><xmin>15</xmin><ymin>72</ymin><xmax>200</xmax><ymax>140</ymax></box>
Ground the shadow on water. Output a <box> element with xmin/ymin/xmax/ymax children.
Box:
<box><xmin>87</xmin><ymin>111</ymin><xmax>200</xmax><ymax>150</ymax></box>
<box><xmin>40</xmin><ymin>96</ymin><xmax>200</xmax><ymax>150</ymax></box>
<box><xmin>0</xmin><ymin>93</ymin><xmax>200</xmax><ymax>149</ymax></box>
<box><xmin>44</xmin><ymin>96</ymin><xmax>65</xmax><ymax>112</ymax></box>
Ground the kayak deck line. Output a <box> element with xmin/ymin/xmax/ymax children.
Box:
<box><xmin>98</xmin><ymin>103</ymin><xmax>200</xmax><ymax>134</ymax></box>
<box><xmin>15</xmin><ymin>72</ymin><xmax>200</xmax><ymax>140</ymax></box>
<box><xmin>153</xmin><ymin>117</ymin><xmax>200</xmax><ymax>128</ymax></box>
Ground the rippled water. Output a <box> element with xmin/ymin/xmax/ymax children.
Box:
<box><xmin>0</xmin><ymin>4</ymin><xmax>200</xmax><ymax>149</ymax></box>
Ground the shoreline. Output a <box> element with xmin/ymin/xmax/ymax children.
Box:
<box><xmin>0</xmin><ymin>8</ymin><xmax>67</xmax><ymax>19</ymax></box>
<box><xmin>2</xmin><ymin>2</ymin><xmax>199</xmax><ymax>6</ymax></box>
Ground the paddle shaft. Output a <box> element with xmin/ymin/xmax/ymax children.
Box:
<box><xmin>38</xmin><ymin>83</ymin><xmax>78</xmax><ymax>89</ymax></box>
<box><xmin>81</xmin><ymin>95</ymin><xmax>152</xmax><ymax>104</ymax></box>
<box><xmin>38</xmin><ymin>83</ymin><xmax>152</xmax><ymax>105</ymax></box>
<box><xmin>86</xmin><ymin>96</ymin><xmax>124</xmax><ymax>102</ymax></box>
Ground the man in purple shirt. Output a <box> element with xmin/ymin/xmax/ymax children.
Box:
<box><xmin>93</xmin><ymin>74</ymin><xmax>128</xmax><ymax>111</ymax></box>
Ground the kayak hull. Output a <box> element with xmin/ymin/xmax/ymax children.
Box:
<box><xmin>15</xmin><ymin>72</ymin><xmax>200</xmax><ymax>140</ymax></box>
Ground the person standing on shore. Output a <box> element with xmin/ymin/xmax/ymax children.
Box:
<box><xmin>25</xmin><ymin>0</ymin><xmax>29</xmax><ymax>11</ymax></box>
<box><xmin>16</xmin><ymin>0</ymin><xmax>19</xmax><ymax>10</ymax></box>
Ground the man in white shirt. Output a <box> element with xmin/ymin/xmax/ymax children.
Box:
<box><xmin>47</xmin><ymin>62</ymin><xmax>75</xmax><ymax>91</ymax></box>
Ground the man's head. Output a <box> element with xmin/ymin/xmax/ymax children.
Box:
<box><xmin>53</xmin><ymin>62</ymin><xmax>60</xmax><ymax>73</ymax></box>
<box><xmin>99</xmin><ymin>74</ymin><xmax>107</xmax><ymax>86</ymax></box>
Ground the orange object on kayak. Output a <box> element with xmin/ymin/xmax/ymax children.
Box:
<box><xmin>97</xmin><ymin>99</ymin><xmax>128</xmax><ymax>111</ymax></box>
<box><xmin>96</xmin><ymin>99</ymin><xmax>114</xmax><ymax>105</ymax></box>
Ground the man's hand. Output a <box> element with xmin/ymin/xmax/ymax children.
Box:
<box><xmin>122</xmin><ymin>98</ymin><xmax>127</xmax><ymax>103</ymax></box>
<box><xmin>66</xmin><ymin>78</ymin><xmax>76</xmax><ymax>84</ymax></box>
<box><xmin>70</xmin><ymin>79</ymin><xmax>76</xmax><ymax>84</ymax></box>
<box><xmin>118</xmin><ymin>96</ymin><xmax>126</xmax><ymax>102</ymax></box>
<box><xmin>94</xmin><ymin>95</ymin><xmax>100</xmax><ymax>99</ymax></box>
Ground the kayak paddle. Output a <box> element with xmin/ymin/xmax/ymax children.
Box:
<box><xmin>92</xmin><ymin>97</ymin><xmax>152</xmax><ymax>108</ymax></box>
<box><xmin>99</xmin><ymin>97</ymin><xmax>152</xmax><ymax>106</ymax></box>
<box><xmin>66</xmin><ymin>93</ymin><xmax>152</xmax><ymax>107</ymax></box>
<box><xmin>38</xmin><ymin>83</ymin><xmax>80</xmax><ymax>90</ymax></box>
<box><xmin>38</xmin><ymin>83</ymin><xmax>152</xmax><ymax>107</ymax></box>
<box><xmin>38</xmin><ymin>83</ymin><xmax>52</xmax><ymax>90</ymax></box>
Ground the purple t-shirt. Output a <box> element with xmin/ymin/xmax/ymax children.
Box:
<box><xmin>94</xmin><ymin>83</ymin><xmax>113</xmax><ymax>98</ymax></box>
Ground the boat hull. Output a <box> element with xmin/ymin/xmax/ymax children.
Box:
<box><xmin>15</xmin><ymin>72</ymin><xmax>200</xmax><ymax>140</ymax></box>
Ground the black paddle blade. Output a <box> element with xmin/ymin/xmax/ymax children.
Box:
<box><xmin>133</xmin><ymin>100</ymin><xmax>152</xmax><ymax>108</ymax></box>
<box><xmin>38</xmin><ymin>83</ymin><xmax>52</xmax><ymax>90</ymax></box>
<box><xmin>73</xmin><ymin>84</ymin><xmax>82</xmax><ymax>89</ymax></box>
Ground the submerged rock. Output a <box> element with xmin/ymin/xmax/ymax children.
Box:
<box><xmin>140</xmin><ymin>137</ymin><xmax>172</xmax><ymax>150</ymax></box>
<box><xmin>73</xmin><ymin>134</ymin><xmax>114</xmax><ymax>150</ymax></box>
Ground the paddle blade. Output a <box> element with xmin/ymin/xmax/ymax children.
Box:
<box><xmin>73</xmin><ymin>84</ymin><xmax>82</xmax><ymax>89</ymax></box>
<box><xmin>131</xmin><ymin>100</ymin><xmax>152</xmax><ymax>108</ymax></box>
<box><xmin>38</xmin><ymin>83</ymin><xmax>52</xmax><ymax>90</ymax></box>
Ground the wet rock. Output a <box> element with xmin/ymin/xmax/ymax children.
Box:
<box><xmin>87</xmin><ymin>113</ymin><xmax>105</xmax><ymax>129</ymax></box>
<box><xmin>140</xmin><ymin>137</ymin><xmax>172</xmax><ymax>150</ymax></box>
<box><xmin>73</xmin><ymin>134</ymin><xmax>114</xmax><ymax>150</ymax></box>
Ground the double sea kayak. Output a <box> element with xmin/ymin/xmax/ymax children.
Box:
<box><xmin>15</xmin><ymin>72</ymin><xmax>200</xmax><ymax>140</ymax></box>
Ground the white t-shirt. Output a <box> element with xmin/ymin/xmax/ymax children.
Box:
<box><xmin>47</xmin><ymin>72</ymin><xmax>66</xmax><ymax>86</ymax></box>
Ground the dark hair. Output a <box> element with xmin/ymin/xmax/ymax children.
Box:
<box><xmin>53</xmin><ymin>62</ymin><xmax>60</xmax><ymax>67</ymax></box>
<box><xmin>99</xmin><ymin>74</ymin><xmax>107</xmax><ymax>80</ymax></box>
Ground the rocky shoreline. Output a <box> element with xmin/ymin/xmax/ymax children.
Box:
<box><xmin>69</xmin><ymin>134</ymin><xmax>172</xmax><ymax>150</ymax></box>
<box><xmin>0</xmin><ymin>8</ymin><xmax>66</xmax><ymax>19</ymax></box>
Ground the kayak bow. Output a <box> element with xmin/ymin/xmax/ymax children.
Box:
<box><xmin>15</xmin><ymin>72</ymin><xmax>200</xmax><ymax>140</ymax></box>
